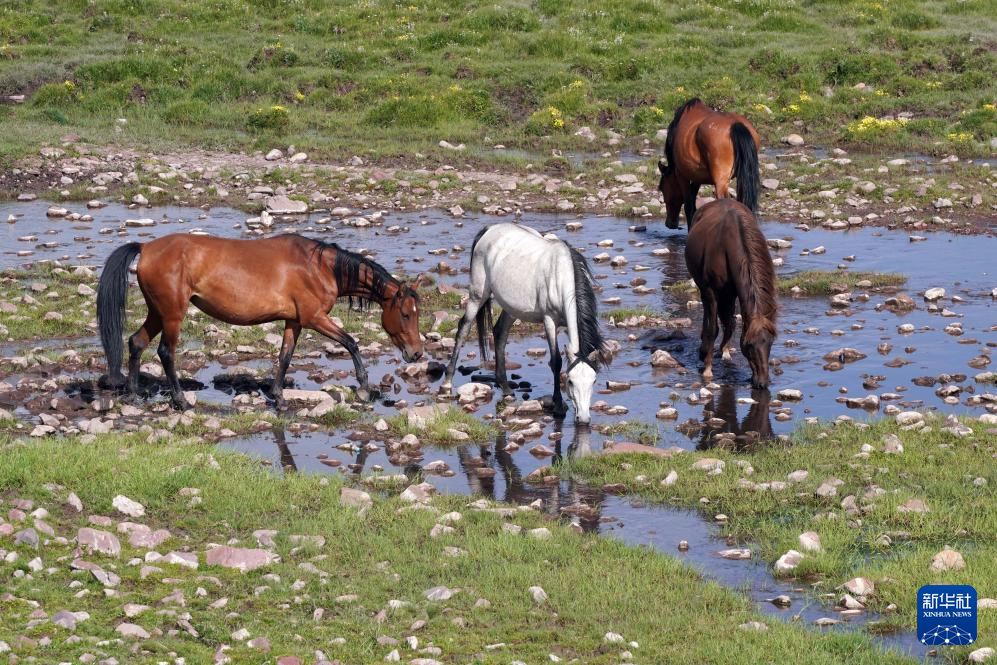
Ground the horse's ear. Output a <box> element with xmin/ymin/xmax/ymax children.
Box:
<box><xmin>564</xmin><ymin>346</ymin><xmax>576</xmax><ymax>361</ymax></box>
<box><xmin>657</xmin><ymin>158</ymin><xmax>667</xmax><ymax>174</ymax></box>
<box><xmin>410</xmin><ymin>273</ymin><xmax>427</xmax><ymax>291</ymax></box>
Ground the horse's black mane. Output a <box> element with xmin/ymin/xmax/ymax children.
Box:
<box><xmin>308</xmin><ymin>237</ymin><xmax>400</xmax><ymax>310</ymax></box>
<box><xmin>567</xmin><ymin>246</ymin><xmax>608</xmax><ymax>368</ymax></box>
<box><xmin>662</xmin><ymin>97</ymin><xmax>703</xmax><ymax>176</ymax></box>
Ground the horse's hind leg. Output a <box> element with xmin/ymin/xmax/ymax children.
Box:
<box><xmin>127</xmin><ymin>310</ymin><xmax>163</xmax><ymax>396</ymax></box>
<box><xmin>157</xmin><ymin>316</ymin><xmax>187</xmax><ymax>410</ymax></box>
<box><xmin>711</xmin><ymin>159</ymin><xmax>733</xmax><ymax>200</ymax></box>
<box><xmin>698</xmin><ymin>289</ymin><xmax>719</xmax><ymax>381</ymax></box>
<box><xmin>270</xmin><ymin>321</ymin><xmax>301</xmax><ymax>408</ymax></box>
<box><xmin>492</xmin><ymin>311</ymin><xmax>514</xmax><ymax>396</ymax></box>
<box><xmin>717</xmin><ymin>292</ymin><xmax>737</xmax><ymax>362</ymax></box>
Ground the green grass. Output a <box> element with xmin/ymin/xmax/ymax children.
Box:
<box><xmin>0</xmin><ymin>430</ymin><xmax>918</xmax><ymax>664</ymax></box>
<box><xmin>569</xmin><ymin>414</ymin><xmax>996</xmax><ymax>652</ymax></box>
<box><xmin>777</xmin><ymin>270</ymin><xmax>907</xmax><ymax>295</ymax></box>
<box><xmin>311</xmin><ymin>403</ymin><xmax>362</xmax><ymax>428</ymax></box>
<box><xmin>388</xmin><ymin>406</ymin><xmax>495</xmax><ymax>445</ymax></box>
<box><xmin>602</xmin><ymin>306</ymin><xmax>665</xmax><ymax>320</ymax></box>
<box><xmin>599</xmin><ymin>419</ymin><xmax>660</xmax><ymax>445</ymax></box>
<box><xmin>1</xmin><ymin>0</ymin><xmax>995</xmax><ymax>170</ymax></box>
<box><xmin>667</xmin><ymin>270</ymin><xmax>907</xmax><ymax>297</ymax></box>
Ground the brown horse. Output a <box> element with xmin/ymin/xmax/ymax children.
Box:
<box><xmin>658</xmin><ymin>98</ymin><xmax>761</xmax><ymax>229</ymax></box>
<box><xmin>685</xmin><ymin>199</ymin><xmax>777</xmax><ymax>389</ymax></box>
<box><xmin>96</xmin><ymin>233</ymin><xmax>424</xmax><ymax>410</ymax></box>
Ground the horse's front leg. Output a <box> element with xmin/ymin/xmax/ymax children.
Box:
<box><xmin>270</xmin><ymin>321</ymin><xmax>301</xmax><ymax>409</ymax></box>
<box><xmin>544</xmin><ymin>317</ymin><xmax>567</xmax><ymax>417</ymax></box>
<box><xmin>309</xmin><ymin>315</ymin><xmax>375</xmax><ymax>401</ymax></box>
<box><xmin>492</xmin><ymin>311</ymin><xmax>514</xmax><ymax>396</ymax></box>
<box><xmin>442</xmin><ymin>297</ymin><xmax>484</xmax><ymax>394</ymax></box>
<box><xmin>684</xmin><ymin>182</ymin><xmax>701</xmax><ymax>229</ymax></box>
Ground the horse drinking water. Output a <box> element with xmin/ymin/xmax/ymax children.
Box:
<box><xmin>657</xmin><ymin>98</ymin><xmax>761</xmax><ymax>230</ymax></box>
<box><xmin>684</xmin><ymin>199</ymin><xmax>777</xmax><ymax>389</ymax></box>
<box><xmin>96</xmin><ymin>233</ymin><xmax>424</xmax><ymax>410</ymax></box>
<box><xmin>442</xmin><ymin>223</ymin><xmax>609</xmax><ymax>424</ymax></box>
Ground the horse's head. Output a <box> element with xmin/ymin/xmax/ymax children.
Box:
<box><xmin>657</xmin><ymin>158</ymin><xmax>685</xmax><ymax>229</ymax></box>
<box><xmin>383</xmin><ymin>274</ymin><xmax>425</xmax><ymax>363</ymax></box>
<box><xmin>742</xmin><ymin>317</ymin><xmax>776</xmax><ymax>390</ymax></box>
<box><xmin>565</xmin><ymin>349</ymin><xmax>599</xmax><ymax>424</ymax></box>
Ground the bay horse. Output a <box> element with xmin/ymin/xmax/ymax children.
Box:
<box><xmin>96</xmin><ymin>233</ymin><xmax>424</xmax><ymax>410</ymax></box>
<box><xmin>684</xmin><ymin>199</ymin><xmax>777</xmax><ymax>389</ymax></box>
<box><xmin>658</xmin><ymin>98</ymin><xmax>761</xmax><ymax>230</ymax></box>
<box><xmin>443</xmin><ymin>223</ymin><xmax>609</xmax><ymax>424</ymax></box>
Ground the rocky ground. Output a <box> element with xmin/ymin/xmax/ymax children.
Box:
<box><xmin>2</xmin><ymin>136</ymin><xmax>994</xmax><ymax>237</ymax></box>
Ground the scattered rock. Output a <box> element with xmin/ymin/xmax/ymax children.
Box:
<box><xmin>112</xmin><ymin>495</ymin><xmax>145</xmax><ymax>518</ymax></box>
<box><xmin>929</xmin><ymin>548</ymin><xmax>965</xmax><ymax>572</ymax></box>
<box><xmin>205</xmin><ymin>546</ymin><xmax>278</xmax><ymax>572</ymax></box>
<box><xmin>774</xmin><ymin>550</ymin><xmax>804</xmax><ymax>574</ymax></box>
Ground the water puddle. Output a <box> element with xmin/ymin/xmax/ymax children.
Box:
<box><xmin>4</xmin><ymin>199</ymin><xmax>994</xmax><ymax>658</ymax></box>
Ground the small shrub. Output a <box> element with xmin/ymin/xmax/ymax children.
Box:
<box><xmin>891</xmin><ymin>10</ymin><xmax>939</xmax><ymax>30</ymax></box>
<box><xmin>322</xmin><ymin>46</ymin><xmax>367</xmax><ymax>71</ymax></box>
<box><xmin>32</xmin><ymin>80</ymin><xmax>79</xmax><ymax>107</ymax></box>
<box><xmin>525</xmin><ymin>106</ymin><xmax>566</xmax><ymax>135</ymax></box>
<box><xmin>632</xmin><ymin>105</ymin><xmax>666</xmax><ymax>134</ymax></box>
<box><xmin>247</xmin><ymin>105</ymin><xmax>290</xmax><ymax>133</ymax></box>
<box><xmin>162</xmin><ymin>99</ymin><xmax>210</xmax><ymax>126</ymax></box>
<box><xmin>248</xmin><ymin>42</ymin><xmax>299</xmax><ymax>70</ymax></box>
<box><xmin>845</xmin><ymin>115</ymin><xmax>909</xmax><ymax>140</ymax></box>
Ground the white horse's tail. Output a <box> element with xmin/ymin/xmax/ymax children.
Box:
<box><xmin>475</xmin><ymin>298</ymin><xmax>493</xmax><ymax>362</ymax></box>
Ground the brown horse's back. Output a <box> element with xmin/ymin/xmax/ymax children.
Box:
<box><xmin>685</xmin><ymin>200</ymin><xmax>774</xmax><ymax>310</ymax></box>
<box><xmin>685</xmin><ymin>199</ymin><xmax>776</xmax><ymax>388</ymax></box>
<box><xmin>668</xmin><ymin>100</ymin><xmax>760</xmax><ymax>185</ymax></box>
<box><xmin>659</xmin><ymin>98</ymin><xmax>762</xmax><ymax>228</ymax></box>
<box><xmin>136</xmin><ymin>233</ymin><xmax>330</xmax><ymax>325</ymax></box>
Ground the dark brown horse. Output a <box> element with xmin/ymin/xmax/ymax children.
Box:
<box><xmin>685</xmin><ymin>199</ymin><xmax>777</xmax><ymax>389</ymax></box>
<box><xmin>96</xmin><ymin>233</ymin><xmax>424</xmax><ymax>410</ymax></box>
<box><xmin>658</xmin><ymin>98</ymin><xmax>761</xmax><ymax>229</ymax></box>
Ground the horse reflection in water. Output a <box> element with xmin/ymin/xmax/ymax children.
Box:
<box><xmin>272</xmin><ymin>426</ymin><xmax>298</xmax><ymax>473</ymax></box>
<box><xmin>454</xmin><ymin>425</ymin><xmax>605</xmax><ymax>531</ymax></box>
<box><xmin>695</xmin><ymin>385</ymin><xmax>772</xmax><ymax>451</ymax></box>
<box><xmin>261</xmin><ymin>424</ymin><xmax>606</xmax><ymax>531</ymax></box>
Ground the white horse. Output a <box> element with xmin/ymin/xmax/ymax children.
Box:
<box><xmin>443</xmin><ymin>223</ymin><xmax>608</xmax><ymax>423</ymax></box>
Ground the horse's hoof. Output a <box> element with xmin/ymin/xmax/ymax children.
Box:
<box><xmin>702</xmin><ymin>368</ymin><xmax>713</xmax><ymax>381</ymax></box>
<box><xmin>721</xmin><ymin>348</ymin><xmax>733</xmax><ymax>362</ymax></box>
<box><xmin>98</xmin><ymin>372</ymin><xmax>127</xmax><ymax>390</ymax></box>
<box><xmin>357</xmin><ymin>386</ymin><xmax>380</xmax><ymax>403</ymax></box>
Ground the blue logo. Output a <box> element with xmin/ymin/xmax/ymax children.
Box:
<box><xmin>917</xmin><ymin>585</ymin><xmax>976</xmax><ymax>646</ymax></box>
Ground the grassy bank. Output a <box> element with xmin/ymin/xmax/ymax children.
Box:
<box><xmin>569</xmin><ymin>414</ymin><xmax>996</xmax><ymax>655</ymax></box>
<box><xmin>0</xmin><ymin>431</ymin><xmax>916</xmax><ymax>663</ymax></box>
<box><xmin>667</xmin><ymin>270</ymin><xmax>908</xmax><ymax>297</ymax></box>
<box><xmin>1</xmin><ymin>0</ymin><xmax>994</xmax><ymax>168</ymax></box>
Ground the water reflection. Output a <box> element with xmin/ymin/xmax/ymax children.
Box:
<box><xmin>696</xmin><ymin>386</ymin><xmax>773</xmax><ymax>451</ymax></box>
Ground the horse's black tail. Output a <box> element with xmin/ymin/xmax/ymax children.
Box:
<box><xmin>731</xmin><ymin>122</ymin><xmax>759</xmax><ymax>213</ymax></box>
<box><xmin>97</xmin><ymin>242</ymin><xmax>142</xmax><ymax>385</ymax></box>
<box><xmin>475</xmin><ymin>298</ymin><xmax>493</xmax><ymax>362</ymax></box>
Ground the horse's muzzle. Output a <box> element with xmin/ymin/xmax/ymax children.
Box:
<box><xmin>403</xmin><ymin>350</ymin><xmax>423</xmax><ymax>363</ymax></box>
